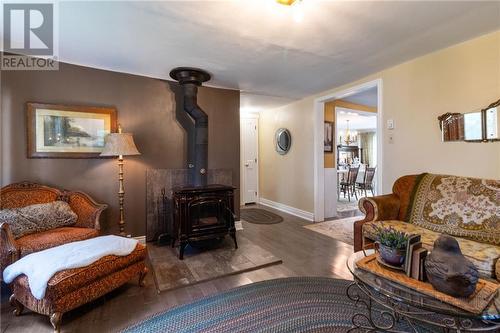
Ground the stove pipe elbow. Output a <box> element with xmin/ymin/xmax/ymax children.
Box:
<box><xmin>170</xmin><ymin>67</ymin><xmax>211</xmax><ymax>187</ymax></box>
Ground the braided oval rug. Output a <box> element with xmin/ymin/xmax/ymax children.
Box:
<box><xmin>122</xmin><ymin>277</ymin><xmax>433</xmax><ymax>333</ymax></box>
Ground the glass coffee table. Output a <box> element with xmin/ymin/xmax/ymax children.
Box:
<box><xmin>346</xmin><ymin>250</ymin><xmax>500</xmax><ymax>332</ymax></box>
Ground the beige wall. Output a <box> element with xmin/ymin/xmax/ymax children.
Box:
<box><xmin>259</xmin><ymin>98</ymin><xmax>315</xmax><ymax>212</ymax></box>
<box><xmin>260</xmin><ymin>30</ymin><xmax>500</xmax><ymax>215</ymax></box>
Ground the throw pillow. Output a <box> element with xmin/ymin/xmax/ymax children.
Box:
<box><xmin>0</xmin><ymin>201</ymin><xmax>78</xmax><ymax>239</ymax></box>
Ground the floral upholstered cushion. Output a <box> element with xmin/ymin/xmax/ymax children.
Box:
<box><xmin>0</xmin><ymin>201</ymin><xmax>77</xmax><ymax>239</ymax></box>
<box><xmin>363</xmin><ymin>220</ymin><xmax>500</xmax><ymax>279</ymax></box>
<box><xmin>408</xmin><ymin>174</ymin><xmax>500</xmax><ymax>245</ymax></box>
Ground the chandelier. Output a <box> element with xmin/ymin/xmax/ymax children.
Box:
<box><xmin>342</xmin><ymin>120</ymin><xmax>357</xmax><ymax>145</ymax></box>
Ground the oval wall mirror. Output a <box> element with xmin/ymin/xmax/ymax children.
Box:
<box><xmin>275</xmin><ymin>128</ymin><xmax>291</xmax><ymax>155</ymax></box>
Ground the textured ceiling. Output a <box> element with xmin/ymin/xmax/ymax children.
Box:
<box><xmin>342</xmin><ymin>87</ymin><xmax>378</xmax><ymax>108</ymax></box>
<box><xmin>5</xmin><ymin>1</ymin><xmax>499</xmax><ymax>109</ymax></box>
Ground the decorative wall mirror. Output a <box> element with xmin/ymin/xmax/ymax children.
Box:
<box><xmin>485</xmin><ymin>100</ymin><xmax>500</xmax><ymax>140</ymax></box>
<box><xmin>275</xmin><ymin>128</ymin><xmax>291</xmax><ymax>155</ymax></box>
<box><xmin>439</xmin><ymin>98</ymin><xmax>499</xmax><ymax>142</ymax></box>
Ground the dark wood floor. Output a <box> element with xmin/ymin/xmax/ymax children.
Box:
<box><xmin>0</xmin><ymin>206</ymin><xmax>363</xmax><ymax>333</ymax></box>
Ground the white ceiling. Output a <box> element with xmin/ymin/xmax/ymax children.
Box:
<box><xmin>337</xmin><ymin>110</ymin><xmax>377</xmax><ymax>131</ymax></box>
<box><xmin>342</xmin><ymin>87</ymin><xmax>378</xmax><ymax>108</ymax></box>
<box><xmin>4</xmin><ymin>1</ymin><xmax>499</xmax><ymax>109</ymax></box>
<box><xmin>240</xmin><ymin>92</ymin><xmax>296</xmax><ymax>112</ymax></box>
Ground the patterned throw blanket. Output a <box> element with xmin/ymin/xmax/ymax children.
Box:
<box><xmin>408</xmin><ymin>174</ymin><xmax>500</xmax><ymax>245</ymax></box>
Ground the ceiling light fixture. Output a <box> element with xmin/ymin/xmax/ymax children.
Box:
<box><xmin>341</xmin><ymin>120</ymin><xmax>358</xmax><ymax>146</ymax></box>
<box><xmin>275</xmin><ymin>0</ymin><xmax>304</xmax><ymax>23</ymax></box>
<box><xmin>276</xmin><ymin>0</ymin><xmax>298</xmax><ymax>5</ymax></box>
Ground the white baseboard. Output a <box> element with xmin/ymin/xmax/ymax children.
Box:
<box><xmin>133</xmin><ymin>235</ymin><xmax>146</xmax><ymax>244</ymax></box>
<box><xmin>259</xmin><ymin>197</ymin><xmax>314</xmax><ymax>221</ymax></box>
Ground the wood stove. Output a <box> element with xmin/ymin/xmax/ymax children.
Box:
<box><xmin>172</xmin><ymin>184</ymin><xmax>237</xmax><ymax>260</ymax></box>
<box><xmin>168</xmin><ymin>67</ymin><xmax>237</xmax><ymax>259</ymax></box>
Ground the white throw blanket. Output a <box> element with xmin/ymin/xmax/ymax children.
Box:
<box><xmin>3</xmin><ymin>235</ymin><xmax>138</xmax><ymax>300</ymax></box>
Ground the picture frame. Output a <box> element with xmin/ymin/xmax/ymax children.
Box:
<box><xmin>324</xmin><ymin>121</ymin><xmax>334</xmax><ymax>152</ymax></box>
<box><xmin>27</xmin><ymin>103</ymin><xmax>117</xmax><ymax>158</ymax></box>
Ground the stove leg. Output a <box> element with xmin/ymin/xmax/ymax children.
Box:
<box><xmin>179</xmin><ymin>241</ymin><xmax>187</xmax><ymax>260</ymax></box>
<box><xmin>230</xmin><ymin>232</ymin><xmax>238</xmax><ymax>249</ymax></box>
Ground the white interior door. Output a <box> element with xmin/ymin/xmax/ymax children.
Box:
<box><xmin>241</xmin><ymin>117</ymin><xmax>259</xmax><ymax>204</ymax></box>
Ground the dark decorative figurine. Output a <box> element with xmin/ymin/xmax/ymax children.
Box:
<box><xmin>425</xmin><ymin>235</ymin><xmax>479</xmax><ymax>297</ymax></box>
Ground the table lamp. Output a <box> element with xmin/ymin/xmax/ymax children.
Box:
<box><xmin>100</xmin><ymin>125</ymin><xmax>140</xmax><ymax>236</ymax></box>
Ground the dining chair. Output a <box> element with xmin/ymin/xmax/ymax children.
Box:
<box><xmin>356</xmin><ymin>167</ymin><xmax>376</xmax><ymax>197</ymax></box>
<box><xmin>339</xmin><ymin>167</ymin><xmax>359</xmax><ymax>201</ymax></box>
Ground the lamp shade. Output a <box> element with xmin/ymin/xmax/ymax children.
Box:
<box><xmin>100</xmin><ymin>133</ymin><xmax>140</xmax><ymax>157</ymax></box>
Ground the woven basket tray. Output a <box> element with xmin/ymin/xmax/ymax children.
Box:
<box><xmin>356</xmin><ymin>254</ymin><xmax>499</xmax><ymax>314</ymax></box>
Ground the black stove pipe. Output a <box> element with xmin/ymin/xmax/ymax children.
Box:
<box><xmin>170</xmin><ymin>67</ymin><xmax>211</xmax><ymax>187</ymax></box>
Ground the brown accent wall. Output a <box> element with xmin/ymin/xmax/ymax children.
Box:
<box><xmin>1</xmin><ymin>62</ymin><xmax>240</xmax><ymax>236</ymax></box>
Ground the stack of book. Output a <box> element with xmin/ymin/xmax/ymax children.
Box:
<box><xmin>404</xmin><ymin>235</ymin><xmax>428</xmax><ymax>281</ymax></box>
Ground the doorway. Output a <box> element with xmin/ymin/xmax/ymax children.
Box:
<box><xmin>335</xmin><ymin>106</ymin><xmax>378</xmax><ymax>216</ymax></box>
<box><xmin>314</xmin><ymin>79</ymin><xmax>383</xmax><ymax>222</ymax></box>
<box><xmin>240</xmin><ymin>115</ymin><xmax>259</xmax><ymax>205</ymax></box>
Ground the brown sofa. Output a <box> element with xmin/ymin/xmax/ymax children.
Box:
<box><xmin>1</xmin><ymin>182</ymin><xmax>107</xmax><ymax>272</ymax></box>
<box><xmin>354</xmin><ymin>174</ymin><xmax>500</xmax><ymax>280</ymax></box>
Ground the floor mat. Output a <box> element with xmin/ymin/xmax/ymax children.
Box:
<box><xmin>304</xmin><ymin>216</ymin><xmax>362</xmax><ymax>245</ymax></box>
<box><xmin>240</xmin><ymin>208</ymin><xmax>284</xmax><ymax>224</ymax></box>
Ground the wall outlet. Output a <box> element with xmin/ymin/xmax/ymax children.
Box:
<box><xmin>388</xmin><ymin>133</ymin><xmax>395</xmax><ymax>144</ymax></box>
<box><xmin>387</xmin><ymin>119</ymin><xmax>394</xmax><ymax>130</ymax></box>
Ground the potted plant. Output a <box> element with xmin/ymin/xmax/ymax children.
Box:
<box><xmin>373</xmin><ymin>224</ymin><xmax>409</xmax><ymax>267</ymax></box>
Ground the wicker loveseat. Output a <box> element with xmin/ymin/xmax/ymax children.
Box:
<box><xmin>1</xmin><ymin>182</ymin><xmax>107</xmax><ymax>272</ymax></box>
<box><xmin>354</xmin><ymin>174</ymin><xmax>500</xmax><ymax>281</ymax></box>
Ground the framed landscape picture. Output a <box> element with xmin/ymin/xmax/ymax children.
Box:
<box><xmin>27</xmin><ymin>103</ymin><xmax>117</xmax><ymax>158</ymax></box>
<box><xmin>324</xmin><ymin>121</ymin><xmax>334</xmax><ymax>152</ymax></box>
